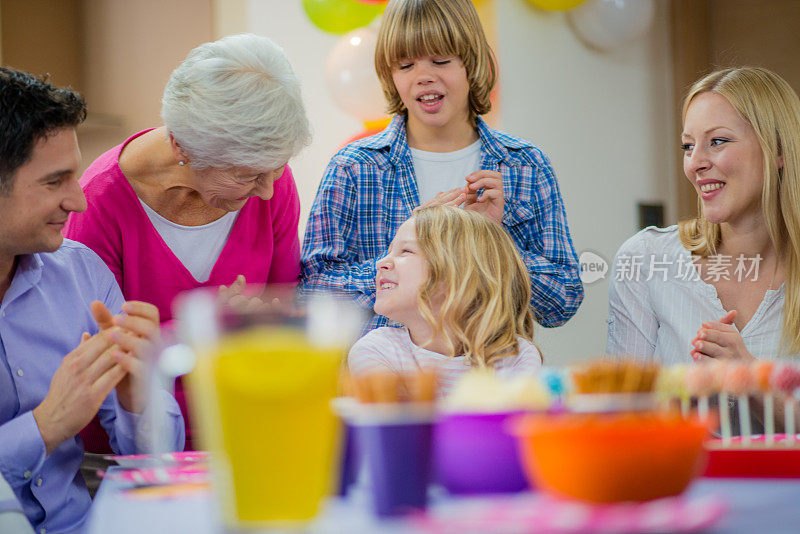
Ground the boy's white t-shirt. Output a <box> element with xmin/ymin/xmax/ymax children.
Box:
<box><xmin>410</xmin><ymin>140</ymin><xmax>482</xmax><ymax>204</ymax></box>
<box><xmin>347</xmin><ymin>326</ymin><xmax>542</xmax><ymax>398</ymax></box>
<box><xmin>140</xmin><ymin>200</ymin><xmax>238</xmax><ymax>282</ymax></box>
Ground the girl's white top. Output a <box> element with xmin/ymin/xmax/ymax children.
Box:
<box><xmin>348</xmin><ymin>326</ymin><xmax>542</xmax><ymax>397</ymax></box>
<box><xmin>606</xmin><ymin>225</ymin><xmax>789</xmax><ymax>363</ymax></box>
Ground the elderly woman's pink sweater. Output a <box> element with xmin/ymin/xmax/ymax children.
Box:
<box><xmin>65</xmin><ymin>130</ymin><xmax>302</xmax><ymax>450</ymax></box>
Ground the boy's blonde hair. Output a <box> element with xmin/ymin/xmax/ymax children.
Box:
<box><xmin>374</xmin><ymin>0</ymin><xmax>497</xmax><ymax>121</ymax></box>
<box><xmin>413</xmin><ymin>206</ymin><xmax>536</xmax><ymax>367</ymax></box>
<box><xmin>678</xmin><ymin>66</ymin><xmax>800</xmax><ymax>355</ymax></box>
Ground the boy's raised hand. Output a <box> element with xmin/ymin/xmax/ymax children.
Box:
<box><xmin>415</xmin><ymin>187</ymin><xmax>467</xmax><ymax>211</ymax></box>
<box><xmin>464</xmin><ymin>170</ymin><xmax>504</xmax><ymax>224</ymax></box>
<box><xmin>415</xmin><ymin>169</ymin><xmax>505</xmax><ymax>225</ymax></box>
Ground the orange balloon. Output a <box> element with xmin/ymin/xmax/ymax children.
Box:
<box><xmin>362</xmin><ymin>117</ymin><xmax>391</xmax><ymax>131</ymax></box>
<box><xmin>341</xmin><ymin>128</ymin><xmax>383</xmax><ymax>149</ymax></box>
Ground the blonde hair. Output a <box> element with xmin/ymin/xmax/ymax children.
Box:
<box><xmin>374</xmin><ymin>0</ymin><xmax>496</xmax><ymax>121</ymax></box>
<box><xmin>412</xmin><ymin>206</ymin><xmax>536</xmax><ymax>367</ymax></box>
<box><xmin>678</xmin><ymin>67</ymin><xmax>800</xmax><ymax>354</ymax></box>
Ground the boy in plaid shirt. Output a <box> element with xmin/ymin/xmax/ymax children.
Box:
<box><xmin>302</xmin><ymin>0</ymin><xmax>582</xmax><ymax>330</ymax></box>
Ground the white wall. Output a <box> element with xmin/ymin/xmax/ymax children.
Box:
<box><xmin>79</xmin><ymin>0</ymin><xmax>213</xmax><ymax>173</ymax></box>
<box><xmin>246</xmin><ymin>0</ymin><xmax>372</xmax><ymax>240</ymax></box>
<box><xmin>494</xmin><ymin>0</ymin><xmax>676</xmax><ymax>363</ymax></box>
<box><xmin>245</xmin><ymin>0</ymin><xmax>676</xmax><ymax>365</ymax></box>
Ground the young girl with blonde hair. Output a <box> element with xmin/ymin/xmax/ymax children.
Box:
<box><xmin>608</xmin><ymin>66</ymin><xmax>800</xmax><ymax>362</ymax></box>
<box><xmin>348</xmin><ymin>206</ymin><xmax>541</xmax><ymax>396</ymax></box>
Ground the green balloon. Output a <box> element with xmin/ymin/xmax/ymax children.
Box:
<box><xmin>302</xmin><ymin>0</ymin><xmax>382</xmax><ymax>35</ymax></box>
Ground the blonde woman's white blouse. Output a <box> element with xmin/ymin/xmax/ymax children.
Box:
<box><xmin>606</xmin><ymin>225</ymin><xmax>786</xmax><ymax>363</ymax></box>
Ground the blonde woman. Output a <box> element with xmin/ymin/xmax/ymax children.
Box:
<box><xmin>348</xmin><ymin>206</ymin><xmax>541</xmax><ymax>397</ymax></box>
<box><xmin>607</xmin><ymin>66</ymin><xmax>800</xmax><ymax>363</ymax></box>
<box><xmin>302</xmin><ymin>0</ymin><xmax>583</xmax><ymax>332</ymax></box>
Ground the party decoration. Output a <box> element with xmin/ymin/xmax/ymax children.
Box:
<box><xmin>302</xmin><ymin>0</ymin><xmax>383</xmax><ymax>35</ymax></box>
<box><xmin>340</xmin><ymin>119</ymin><xmax>390</xmax><ymax>150</ymax></box>
<box><xmin>363</xmin><ymin>117</ymin><xmax>391</xmax><ymax>131</ymax></box>
<box><xmin>340</xmin><ymin>128</ymin><xmax>382</xmax><ymax>150</ymax></box>
<box><xmin>525</xmin><ymin>0</ymin><xmax>586</xmax><ymax>10</ymax></box>
<box><xmin>326</xmin><ymin>27</ymin><xmax>388</xmax><ymax>123</ymax></box>
<box><xmin>567</xmin><ymin>0</ymin><xmax>655</xmax><ymax>51</ymax></box>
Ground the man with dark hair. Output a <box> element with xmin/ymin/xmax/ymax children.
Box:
<box><xmin>0</xmin><ymin>68</ymin><xmax>87</xmax><ymax>193</ymax></box>
<box><xmin>0</xmin><ymin>67</ymin><xmax>185</xmax><ymax>534</ymax></box>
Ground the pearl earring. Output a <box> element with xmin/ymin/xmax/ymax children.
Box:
<box><xmin>178</xmin><ymin>160</ymin><xmax>186</xmax><ymax>166</ymax></box>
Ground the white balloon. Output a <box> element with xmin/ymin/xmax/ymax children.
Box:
<box><xmin>325</xmin><ymin>27</ymin><xmax>387</xmax><ymax>122</ymax></box>
<box><xmin>567</xmin><ymin>0</ymin><xmax>655</xmax><ymax>52</ymax></box>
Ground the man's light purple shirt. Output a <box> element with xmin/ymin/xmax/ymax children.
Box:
<box><xmin>0</xmin><ymin>240</ymin><xmax>185</xmax><ymax>534</ymax></box>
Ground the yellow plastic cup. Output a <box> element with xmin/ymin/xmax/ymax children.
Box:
<box><xmin>187</xmin><ymin>326</ymin><xmax>343</xmax><ymax>529</ymax></box>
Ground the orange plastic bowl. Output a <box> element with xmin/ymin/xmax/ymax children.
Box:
<box><xmin>514</xmin><ymin>413</ymin><xmax>709</xmax><ymax>503</ymax></box>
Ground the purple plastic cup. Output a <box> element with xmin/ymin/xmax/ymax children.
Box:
<box><xmin>434</xmin><ymin>411</ymin><xmax>530</xmax><ymax>494</ymax></box>
<box><xmin>336</xmin><ymin>423</ymin><xmax>358</xmax><ymax>496</ymax></box>
<box><xmin>356</xmin><ymin>418</ymin><xmax>433</xmax><ymax>517</ymax></box>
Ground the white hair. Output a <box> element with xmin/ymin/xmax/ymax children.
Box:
<box><xmin>161</xmin><ymin>33</ymin><xmax>311</xmax><ymax>170</ymax></box>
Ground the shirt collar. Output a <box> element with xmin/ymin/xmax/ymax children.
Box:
<box><xmin>3</xmin><ymin>253</ymin><xmax>43</xmax><ymax>307</ymax></box>
<box><xmin>357</xmin><ymin>114</ymin><xmax>411</xmax><ymax>166</ymax></box>
<box><xmin>18</xmin><ymin>253</ymin><xmax>44</xmax><ymax>278</ymax></box>
<box><xmin>475</xmin><ymin>115</ymin><xmax>509</xmax><ymax>164</ymax></box>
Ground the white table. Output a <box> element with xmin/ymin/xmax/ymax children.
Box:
<box><xmin>86</xmin><ymin>470</ymin><xmax>800</xmax><ymax>534</ymax></box>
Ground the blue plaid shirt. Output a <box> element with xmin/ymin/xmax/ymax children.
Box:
<box><xmin>301</xmin><ymin>114</ymin><xmax>583</xmax><ymax>328</ymax></box>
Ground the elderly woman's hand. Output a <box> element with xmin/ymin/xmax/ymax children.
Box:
<box><xmin>690</xmin><ymin>310</ymin><xmax>756</xmax><ymax>362</ymax></box>
<box><xmin>218</xmin><ymin>275</ymin><xmax>303</xmax><ymax>316</ymax></box>
<box><xmin>218</xmin><ymin>275</ymin><xmax>266</xmax><ymax>312</ymax></box>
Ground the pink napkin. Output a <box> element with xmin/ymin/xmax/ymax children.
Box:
<box><xmin>412</xmin><ymin>493</ymin><xmax>726</xmax><ymax>533</ymax></box>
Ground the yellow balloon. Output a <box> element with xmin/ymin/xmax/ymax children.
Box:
<box><xmin>525</xmin><ymin>0</ymin><xmax>586</xmax><ymax>10</ymax></box>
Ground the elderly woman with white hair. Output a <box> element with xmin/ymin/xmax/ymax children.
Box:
<box><xmin>65</xmin><ymin>33</ymin><xmax>310</xmax><ymax>450</ymax></box>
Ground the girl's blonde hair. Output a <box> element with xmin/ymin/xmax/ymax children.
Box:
<box><xmin>412</xmin><ymin>206</ymin><xmax>536</xmax><ymax>367</ymax></box>
<box><xmin>374</xmin><ymin>0</ymin><xmax>497</xmax><ymax>121</ymax></box>
<box><xmin>678</xmin><ymin>66</ymin><xmax>800</xmax><ymax>354</ymax></box>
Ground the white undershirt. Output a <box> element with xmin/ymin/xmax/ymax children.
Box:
<box><xmin>140</xmin><ymin>200</ymin><xmax>239</xmax><ymax>282</ymax></box>
<box><xmin>410</xmin><ymin>140</ymin><xmax>482</xmax><ymax>204</ymax></box>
